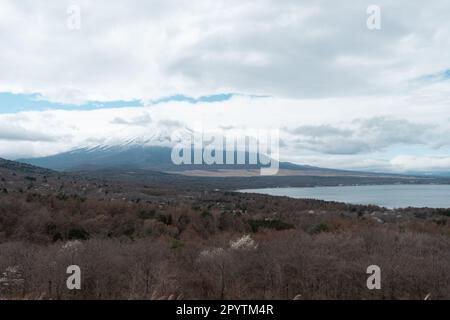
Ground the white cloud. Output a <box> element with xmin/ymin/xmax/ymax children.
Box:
<box><xmin>390</xmin><ymin>156</ymin><xmax>450</xmax><ymax>172</ymax></box>
<box><xmin>110</xmin><ymin>113</ymin><xmax>152</xmax><ymax>126</ymax></box>
<box><xmin>1</xmin><ymin>0</ymin><xmax>450</xmax><ymax>102</ymax></box>
<box><xmin>0</xmin><ymin>95</ymin><xmax>447</xmax><ymax>173</ymax></box>
<box><xmin>1</xmin><ymin>1</ymin><xmax>450</xmax><ymax>173</ymax></box>
<box><xmin>0</xmin><ymin>123</ymin><xmax>55</xmax><ymax>142</ymax></box>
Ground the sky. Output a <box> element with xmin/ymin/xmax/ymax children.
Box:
<box><xmin>1</xmin><ymin>0</ymin><xmax>450</xmax><ymax>173</ymax></box>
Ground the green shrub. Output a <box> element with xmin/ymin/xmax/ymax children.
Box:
<box><xmin>201</xmin><ymin>210</ymin><xmax>212</xmax><ymax>218</ymax></box>
<box><xmin>157</xmin><ymin>214</ymin><xmax>172</xmax><ymax>225</ymax></box>
<box><xmin>170</xmin><ymin>239</ymin><xmax>184</xmax><ymax>249</ymax></box>
<box><xmin>309</xmin><ymin>223</ymin><xmax>330</xmax><ymax>235</ymax></box>
<box><xmin>68</xmin><ymin>228</ymin><xmax>90</xmax><ymax>240</ymax></box>
<box><xmin>123</xmin><ymin>227</ymin><xmax>135</xmax><ymax>238</ymax></box>
<box><xmin>247</xmin><ymin>219</ymin><xmax>294</xmax><ymax>232</ymax></box>
<box><xmin>138</xmin><ymin>209</ymin><xmax>156</xmax><ymax>220</ymax></box>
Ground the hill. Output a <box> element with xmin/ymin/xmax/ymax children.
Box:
<box><xmin>1</xmin><ymin>157</ymin><xmax>450</xmax><ymax>299</ymax></box>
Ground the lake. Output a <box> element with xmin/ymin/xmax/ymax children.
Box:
<box><xmin>239</xmin><ymin>184</ymin><xmax>450</xmax><ymax>209</ymax></box>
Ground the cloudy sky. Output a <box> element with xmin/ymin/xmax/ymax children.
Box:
<box><xmin>1</xmin><ymin>0</ymin><xmax>450</xmax><ymax>173</ymax></box>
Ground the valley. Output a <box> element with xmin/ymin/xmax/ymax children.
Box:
<box><xmin>1</xmin><ymin>157</ymin><xmax>450</xmax><ymax>299</ymax></box>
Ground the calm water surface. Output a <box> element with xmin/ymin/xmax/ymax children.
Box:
<box><xmin>239</xmin><ymin>184</ymin><xmax>450</xmax><ymax>209</ymax></box>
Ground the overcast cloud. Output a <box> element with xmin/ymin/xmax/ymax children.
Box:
<box><xmin>1</xmin><ymin>0</ymin><xmax>450</xmax><ymax>102</ymax></box>
<box><xmin>0</xmin><ymin>1</ymin><xmax>450</xmax><ymax>172</ymax></box>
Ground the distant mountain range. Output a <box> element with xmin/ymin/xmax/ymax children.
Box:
<box><xmin>20</xmin><ymin>145</ymin><xmax>181</xmax><ymax>172</ymax></box>
<box><xmin>18</xmin><ymin>145</ymin><xmax>315</xmax><ymax>172</ymax></box>
<box><xmin>18</xmin><ymin>145</ymin><xmax>412</xmax><ymax>179</ymax></box>
<box><xmin>3</xmin><ymin>144</ymin><xmax>448</xmax><ymax>191</ymax></box>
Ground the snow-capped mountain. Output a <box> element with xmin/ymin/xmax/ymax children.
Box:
<box><xmin>18</xmin><ymin>143</ymin><xmax>279</xmax><ymax>172</ymax></box>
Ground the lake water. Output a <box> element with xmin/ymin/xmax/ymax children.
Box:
<box><xmin>239</xmin><ymin>184</ymin><xmax>450</xmax><ymax>209</ymax></box>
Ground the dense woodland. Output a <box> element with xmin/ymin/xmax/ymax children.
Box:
<box><xmin>1</xmin><ymin>159</ymin><xmax>450</xmax><ymax>299</ymax></box>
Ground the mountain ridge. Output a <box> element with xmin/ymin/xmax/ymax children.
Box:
<box><xmin>17</xmin><ymin>145</ymin><xmax>357</xmax><ymax>173</ymax></box>
<box><xmin>17</xmin><ymin>145</ymin><xmax>418</xmax><ymax>179</ymax></box>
